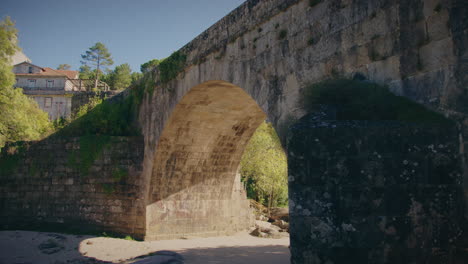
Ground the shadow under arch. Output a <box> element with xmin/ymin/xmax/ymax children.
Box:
<box><xmin>145</xmin><ymin>80</ymin><xmax>268</xmax><ymax>240</ymax></box>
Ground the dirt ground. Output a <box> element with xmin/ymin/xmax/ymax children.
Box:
<box><xmin>0</xmin><ymin>230</ymin><xmax>290</xmax><ymax>264</ymax></box>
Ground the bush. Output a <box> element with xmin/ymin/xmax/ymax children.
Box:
<box><xmin>301</xmin><ymin>79</ymin><xmax>451</xmax><ymax>123</ymax></box>
<box><xmin>158</xmin><ymin>51</ymin><xmax>187</xmax><ymax>84</ymax></box>
<box><xmin>55</xmin><ymin>93</ymin><xmax>140</xmax><ymax>137</ymax></box>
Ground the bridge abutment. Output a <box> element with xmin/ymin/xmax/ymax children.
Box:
<box><xmin>288</xmin><ymin>113</ymin><xmax>466</xmax><ymax>263</ymax></box>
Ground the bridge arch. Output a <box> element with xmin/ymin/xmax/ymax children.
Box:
<box><xmin>145</xmin><ymin>80</ymin><xmax>273</xmax><ymax>240</ymax></box>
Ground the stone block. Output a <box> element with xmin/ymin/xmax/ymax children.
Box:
<box><xmin>419</xmin><ymin>38</ymin><xmax>455</xmax><ymax>72</ymax></box>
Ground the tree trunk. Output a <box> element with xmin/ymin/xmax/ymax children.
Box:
<box><xmin>94</xmin><ymin>56</ymin><xmax>100</xmax><ymax>90</ymax></box>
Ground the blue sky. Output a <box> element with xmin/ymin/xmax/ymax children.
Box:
<box><xmin>1</xmin><ymin>0</ymin><xmax>245</xmax><ymax>72</ymax></box>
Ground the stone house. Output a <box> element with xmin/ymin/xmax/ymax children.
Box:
<box><xmin>13</xmin><ymin>61</ymin><xmax>85</xmax><ymax>120</ymax></box>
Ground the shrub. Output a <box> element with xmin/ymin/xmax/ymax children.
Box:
<box><xmin>301</xmin><ymin>79</ymin><xmax>451</xmax><ymax>124</ymax></box>
<box><xmin>158</xmin><ymin>51</ymin><xmax>187</xmax><ymax>84</ymax></box>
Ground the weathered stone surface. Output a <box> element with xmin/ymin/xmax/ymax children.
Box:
<box><xmin>0</xmin><ymin>136</ymin><xmax>145</xmax><ymax>239</ymax></box>
<box><xmin>136</xmin><ymin>0</ymin><xmax>467</xmax><ymax>247</ymax></box>
<box><xmin>0</xmin><ymin>1</ymin><xmax>467</xmax><ymax>263</ymax></box>
<box><xmin>288</xmin><ymin>113</ymin><xmax>465</xmax><ymax>263</ymax></box>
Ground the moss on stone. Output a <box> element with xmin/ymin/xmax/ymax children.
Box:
<box><xmin>112</xmin><ymin>167</ymin><xmax>128</xmax><ymax>181</ymax></box>
<box><xmin>302</xmin><ymin>79</ymin><xmax>452</xmax><ymax>124</ymax></box>
<box><xmin>159</xmin><ymin>51</ymin><xmax>187</xmax><ymax>84</ymax></box>
<box><xmin>67</xmin><ymin>135</ymin><xmax>111</xmax><ymax>177</ymax></box>
<box><xmin>102</xmin><ymin>183</ymin><xmax>115</xmax><ymax>195</ymax></box>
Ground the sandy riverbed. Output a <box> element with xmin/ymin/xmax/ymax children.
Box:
<box><xmin>0</xmin><ymin>230</ymin><xmax>290</xmax><ymax>264</ymax></box>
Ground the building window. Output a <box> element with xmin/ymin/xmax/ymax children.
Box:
<box><xmin>28</xmin><ymin>66</ymin><xmax>33</xmax><ymax>73</ymax></box>
<box><xmin>44</xmin><ymin>97</ymin><xmax>52</xmax><ymax>108</ymax></box>
<box><xmin>28</xmin><ymin>79</ymin><xmax>36</xmax><ymax>88</ymax></box>
<box><xmin>46</xmin><ymin>80</ymin><xmax>54</xmax><ymax>88</ymax></box>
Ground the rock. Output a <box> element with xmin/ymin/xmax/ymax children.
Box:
<box><xmin>269</xmin><ymin>207</ymin><xmax>289</xmax><ymax>222</ymax></box>
<box><xmin>255</xmin><ymin>220</ymin><xmax>273</xmax><ymax>229</ymax></box>
<box><xmin>250</xmin><ymin>227</ymin><xmax>264</xmax><ymax>237</ymax></box>
<box><xmin>272</xmin><ymin>219</ymin><xmax>289</xmax><ymax>230</ymax></box>
<box><xmin>255</xmin><ymin>214</ymin><xmax>269</xmax><ymax>221</ymax></box>
<box><xmin>250</xmin><ymin>223</ymin><xmax>289</xmax><ymax>239</ymax></box>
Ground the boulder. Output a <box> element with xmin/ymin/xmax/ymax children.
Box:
<box><xmin>269</xmin><ymin>207</ymin><xmax>289</xmax><ymax>222</ymax></box>
<box><xmin>272</xmin><ymin>219</ymin><xmax>289</xmax><ymax>230</ymax></box>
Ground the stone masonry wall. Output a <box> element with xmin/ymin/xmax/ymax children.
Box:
<box><xmin>0</xmin><ymin>136</ymin><xmax>146</xmax><ymax>239</ymax></box>
<box><xmin>288</xmin><ymin>114</ymin><xmax>465</xmax><ymax>263</ymax></box>
<box><xmin>137</xmin><ymin>0</ymin><xmax>467</xmax><ymax>245</ymax></box>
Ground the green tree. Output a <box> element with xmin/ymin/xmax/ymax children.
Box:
<box><xmin>131</xmin><ymin>72</ymin><xmax>143</xmax><ymax>85</ymax></box>
<box><xmin>108</xmin><ymin>63</ymin><xmax>132</xmax><ymax>90</ymax></box>
<box><xmin>81</xmin><ymin>42</ymin><xmax>113</xmax><ymax>90</ymax></box>
<box><xmin>0</xmin><ymin>16</ymin><xmax>17</xmax><ymax>89</ymax></box>
<box><xmin>140</xmin><ymin>59</ymin><xmax>160</xmax><ymax>73</ymax></box>
<box><xmin>240</xmin><ymin>121</ymin><xmax>288</xmax><ymax>211</ymax></box>
<box><xmin>79</xmin><ymin>65</ymin><xmax>93</xmax><ymax>79</ymax></box>
<box><xmin>0</xmin><ymin>17</ymin><xmax>51</xmax><ymax>149</ymax></box>
<box><xmin>57</xmin><ymin>64</ymin><xmax>71</xmax><ymax>70</ymax></box>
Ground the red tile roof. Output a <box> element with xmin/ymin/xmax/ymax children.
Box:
<box><xmin>51</xmin><ymin>69</ymin><xmax>79</xmax><ymax>79</ymax></box>
<box><xmin>15</xmin><ymin>67</ymin><xmax>79</xmax><ymax>79</ymax></box>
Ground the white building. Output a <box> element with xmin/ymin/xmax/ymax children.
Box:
<box><xmin>13</xmin><ymin>61</ymin><xmax>85</xmax><ymax>120</ymax></box>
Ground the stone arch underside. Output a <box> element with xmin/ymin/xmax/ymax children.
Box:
<box><xmin>145</xmin><ymin>80</ymin><xmax>266</xmax><ymax>240</ymax></box>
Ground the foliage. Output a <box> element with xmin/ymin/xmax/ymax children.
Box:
<box><xmin>79</xmin><ymin>65</ymin><xmax>93</xmax><ymax>79</ymax></box>
<box><xmin>158</xmin><ymin>51</ymin><xmax>187</xmax><ymax>84</ymax></box>
<box><xmin>81</xmin><ymin>42</ymin><xmax>114</xmax><ymax>90</ymax></box>
<box><xmin>108</xmin><ymin>63</ymin><xmax>132</xmax><ymax>90</ymax></box>
<box><xmin>140</xmin><ymin>59</ymin><xmax>161</xmax><ymax>73</ymax></box>
<box><xmin>55</xmin><ymin>94</ymin><xmax>139</xmax><ymax>137</ymax></box>
<box><xmin>124</xmin><ymin>235</ymin><xmax>135</xmax><ymax>241</ymax></box>
<box><xmin>74</xmin><ymin>95</ymin><xmax>103</xmax><ymax>119</ymax></box>
<box><xmin>0</xmin><ymin>17</ymin><xmax>52</xmax><ymax>149</ymax></box>
<box><xmin>57</xmin><ymin>64</ymin><xmax>71</xmax><ymax>70</ymax></box>
<box><xmin>0</xmin><ymin>16</ymin><xmax>18</xmax><ymax>89</ymax></box>
<box><xmin>131</xmin><ymin>72</ymin><xmax>143</xmax><ymax>85</ymax></box>
<box><xmin>240</xmin><ymin>121</ymin><xmax>288</xmax><ymax>210</ymax></box>
<box><xmin>302</xmin><ymin>79</ymin><xmax>452</xmax><ymax>123</ymax></box>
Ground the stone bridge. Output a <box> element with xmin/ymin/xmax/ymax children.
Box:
<box><xmin>1</xmin><ymin>0</ymin><xmax>467</xmax><ymax>263</ymax></box>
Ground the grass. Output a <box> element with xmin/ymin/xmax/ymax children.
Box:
<box><xmin>301</xmin><ymin>79</ymin><xmax>452</xmax><ymax>124</ymax></box>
